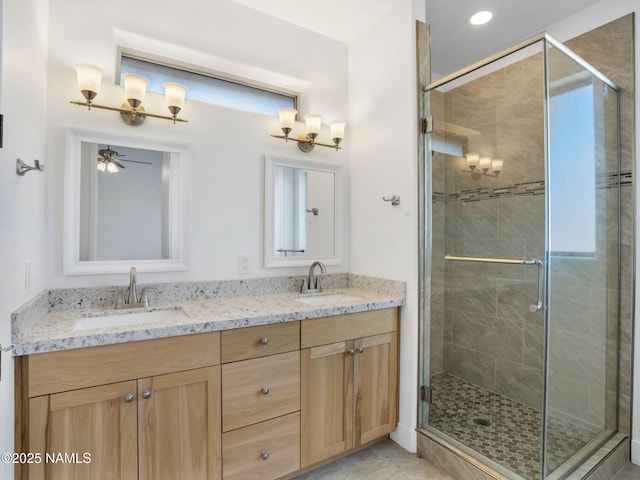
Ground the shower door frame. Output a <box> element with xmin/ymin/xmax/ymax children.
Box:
<box><xmin>417</xmin><ymin>31</ymin><xmax>621</xmax><ymax>480</ymax></box>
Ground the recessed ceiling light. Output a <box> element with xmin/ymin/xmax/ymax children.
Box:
<box><xmin>469</xmin><ymin>10</ymin><xmax>493</xmax><ymax>26</ymax></box>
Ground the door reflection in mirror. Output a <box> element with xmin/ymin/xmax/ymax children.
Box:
<box><xmin>273</xmin><ymin>165</ymin><xmax>335</xmax><ymax>259</ymax></box>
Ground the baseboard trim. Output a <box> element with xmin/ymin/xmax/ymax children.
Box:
<box><xmin>390</xmin><ymin>423</ymin><xmax>417</xmax><ymax>453</ymax></box>
<box><xmin>631</xmin><ymin>438</ymin><xmax>640</xmax><ymax>465</ymax></box>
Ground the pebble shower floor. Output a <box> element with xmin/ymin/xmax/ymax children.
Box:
<box><xmin>428</xmin><ymin>373</ymin><xmax>596</xmax><ymax>479</ymax></box>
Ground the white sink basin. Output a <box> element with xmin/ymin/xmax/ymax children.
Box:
<box><xmin>73</xmin><ymin>308</ymin><xmax>188</xmax><ymax>330</ymax></box>
<box><xmin>294</xmin><ymin>293</ymin><xmax>363</xmax><ymax>306</ymax></box>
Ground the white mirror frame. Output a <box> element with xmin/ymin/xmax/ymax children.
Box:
<box><xmin>264</xmin><ymin>154</ymin><xmax>343</xmax><ymax>268</ymax></box>
<box><xmin>63</xmin><ymin>129</ymin><xmax>189</xmax><ymax>275</ymax></box>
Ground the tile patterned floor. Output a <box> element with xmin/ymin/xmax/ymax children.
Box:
<box><xmin>293</xmin><ymin>439</ymin><xmax>456</xmax><ymax>480</ymax></box>
<box><xmin>428</xmin><ymin>373</ymin><xmax>596</xmax><ymax>480</ymax></box>
<box><xmin>289</xmin><ymin>426</ymin><xmax>639</xmax><ymax>480</ymax></box>
<box><xmin>612</xmin><ymin>462</ymin><xmax>640</xmax><ymax>479</ymax></box>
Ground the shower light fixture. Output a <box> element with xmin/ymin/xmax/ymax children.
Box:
<box><xmin>469</xmin><ymin>10</ymin><xmax>493</xmax><ymax>26</ymax></box>
<box><xmin>272</xmin><ymin>108</ymin><xmax>345</xmax><ymax>152</ymax></box>
<box><xmin>463</xmin><ymin>152</ymin><xmax>503</xmax><ymax>177</ymax></box>
<box><xmin>71</xmin><ymin>65</ymin><xmax>189</xmax><ymax>125</ymax></box>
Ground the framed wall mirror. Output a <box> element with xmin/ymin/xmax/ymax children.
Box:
<box><xmin>264</xmin><ymin>155</ymin><xmax>343</xmax><ymax>268</ymax></box>
<box><xmin>63</xmin><ymin>129</ymin><xmax>189</xmax><ymax>274</ymax></box>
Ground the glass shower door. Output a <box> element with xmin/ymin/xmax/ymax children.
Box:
<box><xmin>421</xmin><ymin>39</ymin><xmax>549</xmax><ymax>480</ymax></box>
<box><xmin>543</xmin><ymin>40</ymin><xmax>619</xmax><ymax>478</ymax></box>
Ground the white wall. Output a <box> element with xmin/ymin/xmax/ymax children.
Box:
<box><xmin>0</xmin><ymin>0</ymin><xmax>49</xmax><ymax>477</ymax></box>
<box><xmin>349</xmin><ymin>0</ymin><xmax>425</xmax><ymax>452</ymax></box>
<box><xmin>45</xmin><ymin>0</ymin><xmax>350</xmax><ymax>289</ymax></box>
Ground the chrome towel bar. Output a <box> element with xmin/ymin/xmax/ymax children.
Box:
<box><xmin>444</xmin><ymin>255</ymin><xmax>543</xmax><ymax>312</ymax></box>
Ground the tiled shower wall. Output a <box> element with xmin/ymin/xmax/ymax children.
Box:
<box><xmin>429</xmin><ymin>15</ymin><xmax>634</xmax><ymax>433</ymax></box>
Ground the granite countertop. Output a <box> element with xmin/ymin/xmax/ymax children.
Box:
<box><xmin>12</xmin><ymin>274</ymin><xmax>405</xmax><ymax>356</ymax></box>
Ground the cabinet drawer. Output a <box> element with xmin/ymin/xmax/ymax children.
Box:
<box><xmin>301</xmin><ymin>308</ymin><xmax>398</xmax><ymax>348</ymax></box>
<box><xmin>223</xmin><ymin>412</ymin><xmax>300</xmax><ymax>480</ymax></box>
<box><xmin>222</xmin><ymin>351</ymin><xmax>300</xmax><ymax>432</ymax></box>
<box><xmin>221</xmin><ymin>321</ymin><xmax>299</xmax><ymax>363</ymax></box>
<box><xmin>27</xmin><ymin>332</ymin><xmax>221</xmax><ymax>397</ymax></box>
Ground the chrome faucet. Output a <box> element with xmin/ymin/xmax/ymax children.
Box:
<box><xmin>301</xmin><ymin>261</ymin><xmax>326</xmax><ymax>293</ymax></box>
<box><xmin>116</xmin><ymin>266</ymin><xmax>152</xmax><ymax>309</ymax></box>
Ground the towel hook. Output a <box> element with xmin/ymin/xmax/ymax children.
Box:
<box><xmin>382</xmin><ymin>195</ymin><xmax>400</xmax><ymax>206</ymax></box>
<box><xmin>17</xmin><ymin>158</ymin><xmax>45</xmax><ymax>176</ymax></box>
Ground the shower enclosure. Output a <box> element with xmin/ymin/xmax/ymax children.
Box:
<box><xmin>419</xmin><ymin>33</ymin><xmax>620</xmax><ymax>480</ymax></box>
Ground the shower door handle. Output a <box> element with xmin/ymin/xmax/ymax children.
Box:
<box><xmin>529</xmin><ymin>259</ymin><xmax>543</xmax><ymax>313</ymax></box>
<box><xmin>444</xmin><ymin>255</ymin><xmax>543</xmax><ymax>312</ymax></box>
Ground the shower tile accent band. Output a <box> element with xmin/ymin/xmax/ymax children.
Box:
<box><xmin>432</xmin><ymin>170</ymin><xmax>631</xmax><ymax>204</ymax></box>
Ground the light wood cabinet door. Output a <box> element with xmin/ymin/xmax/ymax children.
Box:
<box><xmin>28</xmin><ymin>381</ymin><xmax>138</xmax><ymax>480</ymax></box>
<box><xmin>354</xmin><ymin>332</ymin><xmax>398</xmax><ymax>446</ymax></box>
<box><xmin>301</xmin><ymin>341</ymin><xmax>354</xmax><ymax>468</ymax></box>
<box><xmin>138</xmin><ymin>367</ymin><xmax>221</xmax><ymax>480</ymax></box>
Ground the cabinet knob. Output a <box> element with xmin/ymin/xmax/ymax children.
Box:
<box><xmin>141</xmin><ymin>390</ymin><xmax>152</xmax><ymax>400</ymax></box>
<box><xmin>260</xmin><ymin>337</ymin><xmax>269</xmax><ymax>345</ymax></box>
<box><xmin>347</xmin><ymin>348</ymin><xmax>355</xmax><ymax>355</ymax></box>
<box><xmin>123</xmin><ymin>393</ymin><xmax>134</xmax><ymax>403</ymax></box>
<box><xmin>357</xmin><ymin>346</ymin><xmax>364</xmax><ymax>354</ymax></box>
<box><xmin>261</xmin><ymin>387</ymin><xmax>270</xmax><ymax>395</ymax></box>
<box><xmin>261</xmin><ymin>452</ymin><xmax>270</xmax><ymax>461</ymax></box>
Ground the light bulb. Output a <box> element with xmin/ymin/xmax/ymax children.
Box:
<box><xmin>97</xmin><ymin>162</ymin><xmax>106</xmax><ymax>172</ymax></box>
<box><xmin>106</xmin><ymin>162</ymin><xmax>119</xmax><ymax>173</ymax></box>
<box><xmin>469</xmin><ymin>10</ymin><xmax>493</xmax><ymax>26</ymax></box>
<box><xmin>491</xmin><ymin>159</ymin><xmax>504</xmax><ymax>173</ymax></box>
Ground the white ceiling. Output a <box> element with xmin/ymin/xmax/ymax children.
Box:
<box><xmin>232</xmin><ymin>0</ymin><xmax>604</xmax><ymax>76</ymax></box>
<box><xmin>231</xmin><ymin>0</ymin><xmax>405</xmax><ymax>45</ymax></box>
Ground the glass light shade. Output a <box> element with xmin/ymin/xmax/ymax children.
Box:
<box><xmin>304</xmin><ymin>114</ymin><xmax>322</xmax><ymax>138</ymax></box>
<box><xmin>491</xmin><ymin>158</ymin><xmax>504</xmax><ymax>172</ymax></box>
<box><xmin>278</xmin><ymin>108</ymin><xmax>298</xmax><ymax>136</ymax></box>
<box><xmin>329</xmin><ymin>121</ymin><xmax>346</xmax><ymax>141</ymax></box>
<box><xmin>96</xmin><ymin>162</ymin><xmax>106</xmax><ymax>172</ymax></box>
<box><xmin>123</xmin><ymin>73</ymin><xmax>149</xmax><ymax>105</ymax></box>
<box><xmin>479</xmin><ymin>156</ymin><xmax>492</xmax><ymax>170</ymax></box>
<box><xmin>163</xmin><ymin>82</ymin><xmax>188</xmax><ymax>109</ymax></box>
<box><xmin>106</xmin><ymin>162</ymin><xmax>119</xmax><ymax>173</ymax></box>
<box><xmin>278</xmin><ymin>108</ymin><xmax>297</xmax><ymax>130</ymax></box>
<box><xmin>76</xmin><ymin>64</ymin><xmax>103</xmax><ymax>96</ymax></box>
<box><xmin>465</xmin><ymin>152</ymin><xmax>479</xmax><ymax>168</ymax></box>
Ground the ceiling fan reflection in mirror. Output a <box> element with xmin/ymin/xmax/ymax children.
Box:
<box><xmin>96</xmin><ymin>146</ymin><xmax>152</xmax><ymax>173</ymax></box>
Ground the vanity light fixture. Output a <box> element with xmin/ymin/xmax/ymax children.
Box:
<box><xmin>272</xmin><ymin>108</ymin><xmax>345</xmax><ymax>152</ymax></box>
<box><xmin>71</xmin><ymin>64</ymin><xmax>189</xmax><ymax>125</ymax></box>
<box><xmin>463</xmin><ymin>152</ymin><xmax>503</xmax><ymax>177</ymax></box>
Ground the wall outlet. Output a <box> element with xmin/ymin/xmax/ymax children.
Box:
<box><xmin>238</xmin><ymin>255</ymin><xmax>251</xmax><ymax>274</ymax></box>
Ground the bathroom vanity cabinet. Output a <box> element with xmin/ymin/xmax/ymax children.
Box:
<box><xmin>15</xmin><ymin>332</ymin><xmax>222</xmax><ymax>480</ymax></box>
<box><xmin>15</xmin><ymin>308</ymin><xmax>399</xmax><ymax>480</ymax></box>
<box><xmin>300</xmin><ymin>309</ymin><xmax>399</xmax><ymax>468</ymax></box>
<box><xmin>221</xmin><ymin>322</ymin><xmax>301</xmax><ymax>480</ymax></box>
